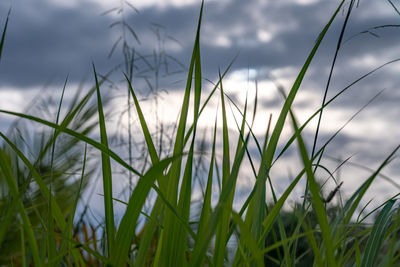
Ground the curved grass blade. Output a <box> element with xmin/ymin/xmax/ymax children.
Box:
<box><xmin>273</xmin><ymin>58</ymin><xmax>400</xmax><ymax>166</ymax></box>
<box><xmin>263</xmin><ymin>0</ymin><xmax>345</xmax><ymax>172</ymax></box>
<box><xmin>0</xmin><ymin>109</ymin><xmax>143</xmax><ymax>177</ymax></box>
<box><xmin>311</xmin><ymin>0</ymin><xmax>355</xmax><ymax>158</ymax></box>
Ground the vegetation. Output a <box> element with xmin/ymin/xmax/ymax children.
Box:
<box><xmin>1</xmin><ymin>0</ymin><xmax>400</xmax><ymax>266</ymax></box>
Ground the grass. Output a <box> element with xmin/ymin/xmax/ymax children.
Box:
<box><xmin>1</xmin><ymin>0</ymin><xmax>400</xmax><ymax>266</ymax></box>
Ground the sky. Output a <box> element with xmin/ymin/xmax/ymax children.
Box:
<box><xmin>1</xmin><ymin>0</ymin><xmax>400</xmax><ymax>214</ymax></box>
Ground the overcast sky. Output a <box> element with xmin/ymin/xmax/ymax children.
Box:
<box><xmin>1</xmin><ymin>0</ymin><xmax>400</xmax><ymax>209</ymax></box>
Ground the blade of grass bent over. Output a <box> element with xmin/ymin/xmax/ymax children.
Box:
<box><xmin>93</xmin><ymin>63</ymin><xmax>115</xmax><ymax>257</ymax></box>
<box><xmin>0</xmin><ymin>109</ymin><xmax>143</xmax><ymax>176</ymax></box>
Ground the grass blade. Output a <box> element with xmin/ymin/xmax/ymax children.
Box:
<box><xmin>0</xmin><ymin>8</ymin><xmax>10</xmax><ymax>62</ymax></box>
<box><xmin>288</xmin><ymin>109</ymin><xmax>336</xmax><ymax>266</ymax></box>
<box><xmin>213</xmin><ymin>71</ymin><xmax>232</xmax><ymax>267</ymax></box>
<box><xmin>0</xmin><ymin>150</ymin><xmax>42</xmax><ymax>266</ymax></box>
<box><xmin>158</xmin><ymin>1</ymin><xmax>204</xmax><ymax>265</ymax></box>
<box><xmin>361</xmin><ymin>199</ymin><xmax>397</xmax><ymax>267</ymax></box>
<box><xmin>231</xmin><ymin>211</ymin><xmax>264</xmax><ymax>267</ymax></box>
<box><xmin>0</xmin><ymin>109</ymin><xmax>143</xmax><ymax>176</ymax></box>
<box><xmin>93</xmin><ymin>63</ymin><xmax>115</xmax><ymax>257</ymax></box>
<box><xmin>110</xmin><ymin>157</ymin><xmax>175</xmax><ymax>266</ymax></box>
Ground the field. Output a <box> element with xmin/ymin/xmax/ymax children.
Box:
<box><xmin>1</xmin><ymin>0</ymin><xmax>400</xmax><ymax>266</ymax></box>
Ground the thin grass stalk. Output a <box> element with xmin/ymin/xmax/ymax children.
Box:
<box><xmin>47</xmin><ymin>75</ymin><xmax>68</xmax><ymax>266</ymax></box>
<box><xmin>93</xmin><ymin>64</ymin><xmax>115</xmax><ymax>257</ymax></box>
<box><xmin>0</xmin><ymin>8</ymin><xmax>10</xmax><ymax>62</ymax></box>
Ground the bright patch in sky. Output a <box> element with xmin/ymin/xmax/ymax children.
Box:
<box><xmin>215</xmin><ymin>35</ymin><xmax>232</xmax><ymax>48</ymax></box>
<box><xmin>257</xmin><ymin>30</ymin><xmax>273</xmax><ymax>43</ymax></box>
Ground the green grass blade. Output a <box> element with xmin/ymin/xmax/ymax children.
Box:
<box><xmin>231</xmin><ymin>211</ymin><xmax>264</xmax><ymax>267</ymax></box>
<box><xmin>59</xmin><ymin>144</ymin><xmax>87</xmax><ymax>264</ymax></box>
<box><xmin>0</xmin><ymin>110</ymin><xmax>143</xmax><ymax>176</ymax></box>
<box><xmin>288</xmin><ymin>109</ymin><xmax>336</xmax><ymax>266</ymax></box>
<box><xmin>0</xmin><ymin>150</ymin><xmax>42</xmax><ymax>266</ymax></box>
<box><xmin>93</xmin><ymin>63</ymin><xmax>115</xmax><ymax>257</ymax></box>
<box><xmin>193</xmin><ymin>116</ymin><xmax>217</xmax><ymax>257</ymax></box>
<box><xmin>110</xmin><ymin>157</ymin><xmax>175</xmax><ymax>266</ymax></box>
<box><xmin>183</xmin><ymin>51</ymin><xmax>238</xmax><ymax>147</ymax></box>
<box><xmin>239</xmin><ymin>3</ymin><xmax>344</xmax><ymax>262</ymax></box>
<box><xmin>258</xmin><ymin>169</ymin><xmax>305</xmax><ymax>244</ymax></box>
<box><xmin>134</xmin><ymin>197</ymin><xmax>163</xmax><ymax>266</ymax></box>
<box><xmin>125</xmin><ymin>74</ymin><xmax>159</xmax><ymax>165</ymax></box>
<box><xmin>47</xmin><ymin>75</ymin><xmax>68</xmax><ymax>266</ymax></box>
<box><xmin>311</xmin><ymin>0</ymin><xmax>355</xmax><ymax>158</ymax></box>
<box><xmin>158</xmin><ymin>2</ymin><xmax>204</xmax><ymax>265</ymax></box>
<box><xmin>361</xmin><ymin>199</ymin><xmax>397</xmax><ymax>267</ymax></box>
<box><xmin>263</xmin><ymin>0</ymin><xmax>344</xmax><ymax>171</ymax></box>
<box><xmin>170</xmin><ymin>40</ymin><xmax>203</xmax><ymax>266</ymax></box>
<box><xmin>213</xmin><ymin>71</ymin><xmax>232</xmax><ymax>267</ymax></box>
<box><xmin>272</xmin><ymin>59</ymin><xmax>400</xmax><ymax>167</ymax></box>
<box><xmin>165</xmin><ymin>0</ymin><xmax>203</xmax><ymax>203</ymax></box>
<box><xmin>338</xmin><ymin>144</ymin><xmax>400</xmax><ymax>229</ymax></box>
<box><xmin>190</xmin><ymin>134</ymin><xmax>250</xmax><ymax>267</ymax></box>
<box><xmin>0</xmin><ymin>132</ymin><xmax>85</xmax><ymax>264</ymax></box>
<box><xmin>0</xmin><ymin>132</ymin><xmax>66</xmax><ymax>230</ymax></box>
<box><xmin>0</xmin><ymin>196</ymin><xmax>18</xmax><ymax>245</ymax></box>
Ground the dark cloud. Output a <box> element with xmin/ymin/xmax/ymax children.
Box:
<box><xmin>1</xmin><ymin>0</ymin><xmax>399</xmax><ymax>90</ymax></box>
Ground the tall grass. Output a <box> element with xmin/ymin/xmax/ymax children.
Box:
<box><xmin>1</xmin><ymin>0</ymin><xmax>400</xmax><ymax>266</ymax></box>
